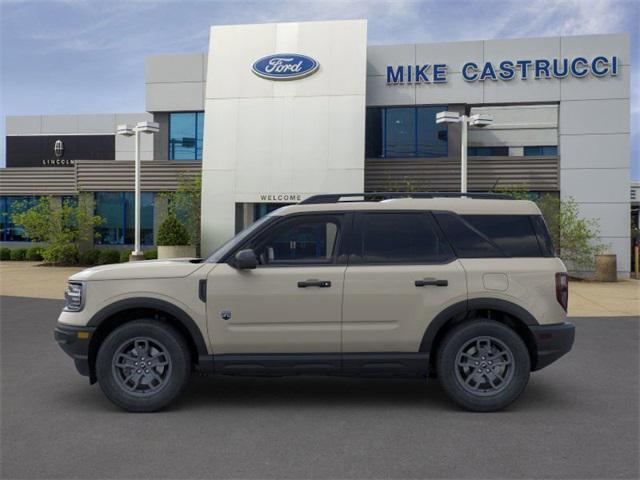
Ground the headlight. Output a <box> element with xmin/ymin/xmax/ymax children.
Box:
<box><xmin>64</xmin><ymin>282</ymin><xmax>85</xmax><ymax>312</ymax></box>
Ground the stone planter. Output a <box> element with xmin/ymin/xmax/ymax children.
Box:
<box><xmin>157</xmin><ymin>245</ymin><xmax>197</xmax><ymax>259</ymax></box>
<box><xmin>594</xmin><ymin>253</ymin><xmax>617</xmax><ymax>282</ymax></box>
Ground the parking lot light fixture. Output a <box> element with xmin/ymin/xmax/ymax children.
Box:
<box><xmin>116</xmin><ymin>121</ymin><xmax>159</xmax><ymax>261</ymax></box>
<box><xmin>436</xmin><ymin>111</ymin><xmax>493</xmax><ymax>193</ymax></box>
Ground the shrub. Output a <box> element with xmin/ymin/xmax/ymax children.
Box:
<box><xmin>79</xmin><ymin>249</ymin><xmax>100</xmax><ymax>266</ymax></box>
<box><xmin>42</xmin><ymin>244</ymin><xmax>79</xmax><ymax>265</ymax></box>
<box><xmin>26</xmin><ymin>246</ymin><xmax>43</xmax><ymax>261</ymax></box>
<box><xmin>157</xmin><ymin>214</ymin><xmax>190</xmax><ymax>246</ymax></box>
<box><xmin>11</xmin><ymin>195</ymin><xmax>103</xmax><ymax>265</ymax></box>
<box><xmin>97</xmin><ymin>249</ymin><xmax>121</xmax><ymax>265</ymax></box>
<box><xmin>120</xmin><ymin>250</ymin><xmax>131</xmax><ymax>263</ymax></box>
<box><xmin>144</xmin><ymin>249</ymin><xmax>158</xmax><ymax>260</ymax></box>
<box><xmin>10</xmin><ymin>248</ymin><xmax>27</xmax><ymax>261</ymax></box>
<box><xmin>0</xmin><ymin>247</ymin><xmax>11</xmax><ymax>261</ymax></box>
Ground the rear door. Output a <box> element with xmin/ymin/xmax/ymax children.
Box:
<box><xmin>341</xmin><ymin>211</ymin><xmax>467</xmax><ymax>353</ymax></box>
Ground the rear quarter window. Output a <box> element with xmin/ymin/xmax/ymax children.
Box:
<box><xmin>461</xmin><ymin>215</ymin><xmax>542</xmax><ymax>257</ymax></box>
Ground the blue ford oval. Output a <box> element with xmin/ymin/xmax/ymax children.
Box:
<box><xmin>252</xmin><ymin>53</ymin><xmax>319</xmax><ymax>80</ymax></box>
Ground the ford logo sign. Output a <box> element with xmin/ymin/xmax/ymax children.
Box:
<box><xmin>252</xmin><ymin>53</ymin><xmax>319</xmax><ymax>80</ymax></box>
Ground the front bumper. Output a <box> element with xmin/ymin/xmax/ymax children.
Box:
<box><xmin>54</xmin><ymin>324</ymin><xmax>95</xmax><ymax>377</ymax></box>
<box><xmin>529</xmin><ymin>322</ymin><xmax>575</xmax><ymax>371</ymax></box>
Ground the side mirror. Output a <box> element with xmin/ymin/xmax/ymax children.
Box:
<box><xmin>233</xmin><ymin>249</ymin><xmax>258</xmax><ymax>270</ymax></box>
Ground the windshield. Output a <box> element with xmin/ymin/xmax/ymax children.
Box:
<box><xmin>205</xmin><ymin>215</ymin><xmax>273</xmax><ymax>263</ymax></box>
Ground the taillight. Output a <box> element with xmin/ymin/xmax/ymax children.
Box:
<box><xmin>555</xmin><ymin>272</ymin><xmax>569</xmax><ymax>311</ymax></box>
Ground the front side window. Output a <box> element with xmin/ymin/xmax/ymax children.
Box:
<box><xmin>251</xmin><ymin>216</ymin><xmax>341</xmax><ymax>266</ymax></box>
<box><xmin>95</xmin><ymin>192</ymin><xmax>154</xmax><ymax>245</ymax></box>
<box><xmin>356</xmin><ymin>212</ymin><xmax>454</xmax><ymax>264</ymax></box>
<box><xmin>169</xmin><ymin>112</ymin><xmax>204</xmax><ymax>160</ymax></box>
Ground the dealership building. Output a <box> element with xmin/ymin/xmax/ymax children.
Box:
<box><xmin>0</xmin><ymin>20</ymin><xmax>632</xmax><ymax>276</ymax></box>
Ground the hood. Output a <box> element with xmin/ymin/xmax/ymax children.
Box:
<box><xmin>70</xmin><ymin>258</ymin><xmax>205</xmax><ymax>281</ymax></box>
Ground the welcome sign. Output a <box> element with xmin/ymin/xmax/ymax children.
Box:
<box><xmin>386</xmin><ymin>55</ymin><xmax>620</xmax><ymax>84</ymax></box>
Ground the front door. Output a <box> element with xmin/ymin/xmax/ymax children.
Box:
<box><xmin>342</xmin><ymin>211</ymin><xmax>467</xmax><ymax>353</ymax></box>
<box><xmin>207</xmin><ymin>213</ymin><xmax>349</xmax><ymax>357</ymax></box>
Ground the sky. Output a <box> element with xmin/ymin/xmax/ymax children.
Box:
<box><xmin>1</xmin><ymin>0</ymin><xmax>638</xmax><ymax>178</ymax></box>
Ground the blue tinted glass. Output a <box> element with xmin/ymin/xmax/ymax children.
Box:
<box><xmin>1</xmin><ymin>196</ymin><xmax>39</xmax><ymax>241</ymax></box>
<box><xmin>196</xmin><ymin>112</ymin><xmax>204</xmax><ymax>160</ymax></box>
<box><xmin>524</xmin><ymin>146</ymin><xmax>557</xmax><ymax>156</ymax></box>
<box><xmin>95</xmin><ymin>192</ymin><xmax>154</xmax><ymax>245</ymax></box>
<box><xmin>542</xmin><ymin>146</ymin><xmax>558</xmax><ymax>156</ymax></box>
<box><xmin>169</xmin><ymin>112</ymin><xmax>203</xmax><ymax>160</ymax></box>
<box><xmin>417</xmin><ymin>107</ymin><xmax>447</xmax><ymax>157</ymax></box>
<box><xmin>385</xmin><ymin>108</ymin><xmax>415</xmax><ymax>157</ymax></box>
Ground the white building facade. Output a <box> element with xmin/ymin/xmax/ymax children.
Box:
<box><xmin>2</xmin><ymin>19</ymin><xmax>632</xmax><ymax>276</ymax></box>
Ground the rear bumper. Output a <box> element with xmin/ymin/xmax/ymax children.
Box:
<box><xmin>529</xmin><ymin>322</ymin><xmax>575</xmax><ymax>371</ymax></box>
<box><xmin>54</xmin><ymin>325</ymin><xmax>95</xmax><ymax>377</ymax></box>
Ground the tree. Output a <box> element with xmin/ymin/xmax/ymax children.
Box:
<box><xmin>11</xmin><ymin>196</ymin><xmax>103</xmax><ymax>265</ymax></box>
<box><xmin>157</xmin><ymin>214</ymin><xmax>190</xmax><ymax>246</ymax></box>
<box><xmin>161</xmin><ymin>174</ymin><xmax>201</xmax><ymax>252</ymax></box>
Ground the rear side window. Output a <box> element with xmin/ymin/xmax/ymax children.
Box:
<box><xmin>433</xmin><ymin>212</ymin><xmax>503</xmax><ymax>258</ymax></box>
<box><xmin>462</xmin><ymin>215</ymin><xmax>542</xmax><ymax>257</ymax></box>
<box><xmin>355</xmin><ymin>212</ymin><xmax>454</xmax><ymax>264</ymax></box>
<box><xmin>531</xmin><ymin>215</ymin><xmax>556</xmax><ymax>257</ymax></box>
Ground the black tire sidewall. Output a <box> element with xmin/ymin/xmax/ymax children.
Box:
<box><xmin>437</xmin><ymin>320</ymin><xmax>531</xmax><ymax>412</ymax></box>
<box><xmin>96</xmin><ymin>320</ymin><xmax>190</xmax><ymax>412</ymax></box>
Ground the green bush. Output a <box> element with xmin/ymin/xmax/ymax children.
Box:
<box><xmin>97</xmin><ymin>249</ymin><xmax>121</xmax><ymax>265</ymax></box>
<box><xmin>157</xmin><ymin>214</ymin><xmax>190</xmax><ymax>246</ymax></box>
<box><xmin>79</xmin><ymin>250</ymin><xmax>100</xmax><ymax>266</ymax></box>
<box><xmin>120</xmin><ymin>250</ymin><xmax>130</xmax><ymax>263</ymax></box>
<box><xmin>144</xmin><ymin>249</ymin><xmax>158</xmax><ymax>260</ymax></box>
<box><xmin>26</xmin><ymin>246</ymin><xmax>43</xmax><ymax>261</ymax></box>
<box><xmin>10</xmin><ymin>248</ymin><xmax>27</xmax><ymax>261</ymax></box>
<box><xmin>42</xmin><ymin>244</ymin><xmax>79</xmax><ymax>265</ymax></box>
<box><xmin>0</xmin><ymin>247</ymin><xmax>11</xmax><ymax>261</ymax></box>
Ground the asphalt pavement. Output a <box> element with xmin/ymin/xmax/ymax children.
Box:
<box><xmin>1</xmin><ymin>295</ymin><xmax>638</xmax><ymax>479</ymax></box>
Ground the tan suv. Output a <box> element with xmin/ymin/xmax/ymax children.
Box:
<box><xmin>55</xmin><ymin>192</ymin><xmax>575</xmax><ymax>412</ymax></box>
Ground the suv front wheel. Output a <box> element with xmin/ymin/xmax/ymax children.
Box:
<box><xmin>437</xmin><ymin>320</ymin><xmax>531</xmax><ymax>412</ymax></box>
<box><xmin>96</xmin><ymin>320</ymin><xmax>191</xmax><ymax>412</ymax></box>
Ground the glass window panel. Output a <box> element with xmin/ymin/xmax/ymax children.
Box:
<box><xmin>359</xmin><ymin>213</ymin><xmax>453</xmax><ymax>263</ymax></box>
<box><xmin>365</xmin><ymin>108</ymin><xmax>383</xmax><ymax>158</ymax></box>
<box><xmin>463</xmin><ymin>215</ymin><xmax>542</xmax><ymax>257</ymax></box>
<box><xmin>434</xmin><ymin>212</ymin><xmax>503</xmax><ymax>258</ymax></box>
<box><xmin>253</xmin><ymin>218</ymin><xmax>340</xmax><ymax>265</ymax></box>
<box><xmin>541</xmin><ymin>146</ymin><xmax>558</xmax><ymax>156</ymax></box>
<box><xmin>95</xmin><ymin>192</ymin><xmax>154</xmax><ymax>245</ymax></box>
<box><xmin>196</xmin><ymin>112</ymin><xmax>204</xmax><ymax>160</ymax></box>
<box><xmin>417</xmin><ymin>107</ymin><xmax>448</xmax><ymax>157</ymax></box>
<box><xmin>169</xmin><ymin>112</ymin><xmax>202</xmax><ymax>160</ymax></box>
<box><xmin>385</xmin><ymin>108</ymin><xmax>415</xmax><ymax>157</ymax></box>
<box><xmin>124</xmin><ymin>192</ymin><xmax>154</xmax><ymax>245</ymax></box>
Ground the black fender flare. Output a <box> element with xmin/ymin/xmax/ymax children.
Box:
<box><xmin>419</xmin><ymin>298</ymin><xmax>539</xmax><ymax>354</ymax></box>
<box><xmin>87</xmin><ymin>297</ymin><xmax>209</xmax><ymax>357</ymax></box>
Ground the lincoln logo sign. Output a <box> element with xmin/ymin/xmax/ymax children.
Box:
<box><xmin>386</xmin><ymin>55</ymin><xmax>620</xmax><ymax>84</ymax></box>
<box><xmin>54</xmin><ymin>139</ymin><xmax>64</xmax><ymax>158</ymax></box>
<box><xmin>252</xmin><ymin>54</ymin><xmax>319</xmax><ymax>80</ymax></box>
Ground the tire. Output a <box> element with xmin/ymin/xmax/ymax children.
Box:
<box><xmin>436</xmin><ymin>319</ymin><xmax>530</xmax><ymax>412</ymax></box>
<box><xmin>96</xmin><ymin>320</ymin><xmax>191</xmax><ymax>412</ymax></box>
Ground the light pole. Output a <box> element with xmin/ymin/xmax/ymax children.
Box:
<box><xmin>436</xmin><ymin>111</ymin><xmax>493</xmax><ymax>194</ymax></box>
<box><xmin>116</xmin><ymin>121</ymin><xmax>159</xmax><ymax>261</ymax></box>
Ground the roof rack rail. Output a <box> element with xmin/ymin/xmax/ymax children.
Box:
<box><xmin>299</xmin><ymin>192</ymin><xmax>513</xmax><ymax>204</ymax></box>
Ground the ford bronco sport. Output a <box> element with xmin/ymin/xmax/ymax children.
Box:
<box><xmin>55</xmin><ymin>192</ymin><xmax>575</xmax><ymax>412</ymax></box>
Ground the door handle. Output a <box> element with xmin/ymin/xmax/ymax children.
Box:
<box><xmin>298</xmin><ymin>279</ymin><xmax>331</xmax><ymax>288</ymax></box>
<box><xmin>415</xmin><ymin>278</ymin><xmax>448</xmax><ymax>287</ymax></box>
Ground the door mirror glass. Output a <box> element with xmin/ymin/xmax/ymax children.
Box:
<box><xmin>233</xmin><ymin>249</ymin><xmax>258</xmax><ymax>270</ymax></box>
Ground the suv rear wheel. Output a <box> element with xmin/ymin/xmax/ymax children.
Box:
<box><xmin>96</xmin><ymin>320</ymin><xmax>191</xmax><ymax>412</ymax></box>
<box><xmin>437</xmin><ymin>319</ymin><xmax>530</xmax><ymax>412</ymax></box>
